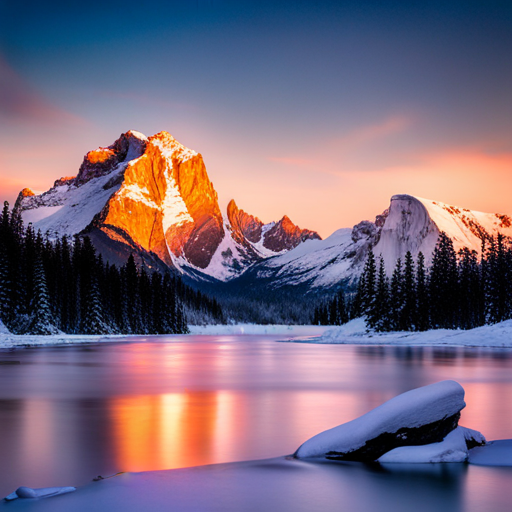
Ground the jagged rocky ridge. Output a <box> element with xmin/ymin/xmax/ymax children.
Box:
<box><xmin>16</xmin><ymin>130</ymin><xmax>319</xmax><ymax>279</ymax></box>
<box><xmin>15</xmin><ymin>131</ymin><xmax>512</xmax><ymax>293</ymax></box>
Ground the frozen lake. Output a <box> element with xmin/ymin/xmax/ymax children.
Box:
<box><xmin>1</xmin><ymin>335</ymin><xmax>512</xmax><ymax>510</ymax></box>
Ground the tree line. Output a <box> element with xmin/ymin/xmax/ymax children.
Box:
<box><xmin>315</xmin><ymin>231</ymin><xmax>512</xmax><ymax>331</ymax></box>
<box><xmin>0</xmin><ymin>202</ymin><xmax>225</xmax><ymax>335</ymax></box>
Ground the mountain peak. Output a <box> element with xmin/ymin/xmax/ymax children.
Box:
<box><xmin>76</xmin><ymin>130</ymin><xmax>148</xmax><ymax>186</ymax></box>
<box><xmin>263</xmin><ymin>214</ymin><xmax>321</xmax><ymax>252</ymax></box>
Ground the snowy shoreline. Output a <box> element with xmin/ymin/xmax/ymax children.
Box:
<box><xmin>1</xmin><ymin>320</ymin><xmax>512</xmax><ymax>350</ymax></box>
<box><xmin>285</xmin><ymin>318</ymin><xmax>512</xmax><ymax>348</ymax></box>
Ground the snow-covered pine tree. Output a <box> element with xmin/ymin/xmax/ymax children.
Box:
<box><xmin>26</xmin><ymin>257</ymin><xmax>58</xmax><ymax>335</ymax></box>
<box><xmin>80</xmin><ymin>275</ymin><xmax>111</xmax><ymax>334</ymax></box>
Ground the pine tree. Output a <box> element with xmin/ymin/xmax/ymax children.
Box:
<box><xmin>429</xmin><ymin>232</ymin><xmax>458</xmax><ymax>329</ymax></box>
<box><xmin>26</xmin><ymin>257</ymin><xmax>57</xmax><ymax>335</ymax></box>
<box><xmin>369</xmin><ymin>257</ymin><xmax>391</xmax><ymax>331</ymax></box>
<box><xmin>458</xmin><ymin>247</ymin><xmax>483</xmax><ymax>329</ymax></box>
<box><xmin>81</xmin><ymin>276</ymin><xmax>110</xmax><ymax>334</ymax></box>
<box><xmin>0</xmin><ymin>248</ymin><xmax>10</xmax><ymax>324</ymax></box>
<box><xmin>415</xmin><ymin>252</ymin><xmax>430</xmax><ymax>331</ymax></box>
<box><xmin>401</xmin><ymin>251</ymin><xmax>417</xmax><ymax>331</ymax></box>
<box><xmin>390</xmin><ymin>258</ymin><xmax>404</xmax><ymax>330</ymax></box>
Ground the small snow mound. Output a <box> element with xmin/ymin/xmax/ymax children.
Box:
<box><xmin>0</xmin><ymin>319</ymin><xmax>10</xmax><ymax>334</ymax></box>
<box><xmin>322</xmin><ymin>318</ymin><xmax>367</xmax><ymax>339</ymax></box>
<box><xmin>378</xmin><ymin>426</ymin><xmax>485</xmax><ymax>463</ymax></box>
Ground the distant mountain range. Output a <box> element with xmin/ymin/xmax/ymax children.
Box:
<box><xmin>15</xmin><ymin>130</ymin><xmax>512</xmax><ymax>296</ymax></box>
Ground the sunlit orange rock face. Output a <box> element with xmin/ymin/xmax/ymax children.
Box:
<box><xmin>227</xmin><ymin>199</ymin><xmax>263</xmax><ymax>246</ymax></box>
<box><xmin>19</xmin><ymin>188</ymin><xmax>35</xmax><ymax>198</ymax></box>
<box><xmin>263</xmin><ymin>215</ymin><xmax>321</xmax><ymax>252</ymax></box>
<box><xmin>76</xmin><ymin>131</ymin><xmax>148</xmax><ymax>186</ymax></box>
<box><xmin>227</xmin><ymin>199</ymin><xmax>321</xmax><ymax>254</ymax></box>
<box><xmin>98</xmin><ymin>131</ymin><xmax>224</xmax><ymax>269</ymax></box>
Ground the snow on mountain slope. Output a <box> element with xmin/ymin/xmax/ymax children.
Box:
<box><xmin>14</xmin><ymin>130</ymin><xmax>511</xmax><ymax>291</ymax></box>
<box><xmin>232</xmin><ymin>194</ymin><xmax>512</xmax><ymax>292</ymax></box>
<box><xmin>15</xmin><ymin>130</ymin><xmax>320</xmax><ymax>281</ymax></box>
<box><xmin>373</xmin><ymin>195</ymin><xmax>512</xmax><ymax>273</ymax></box>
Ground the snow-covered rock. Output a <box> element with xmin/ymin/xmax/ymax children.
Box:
<box><xmin>4</xmin><ymin>486</ymin><xmax>76</xmax><ymax>501</ymax></box>
<box><xmin>378</xmin><ymin>426</ymin><xmax>485</xmax><ymax>463</ymax></box>
<box><xmin>295</xmin><ymin>380</ymin><xmax>466</xmax><ymax>461</ymax></box>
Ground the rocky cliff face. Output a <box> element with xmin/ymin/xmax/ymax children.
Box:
<box><xmin>96</xmin><ymin>131</ymin><xmax>224</xmax><ymax>269</ymax></box>
<box><xmin>262</xmin><ymin>215</ymin><xmax>321</xmax><ymax>252</ymax></box>
<box><xmin>15</xmin><ymin>130</ymin><xmax>319</xmax><ymax>279</ymax></box>
<box><xmin>226</xmin><ymin>199</ymin><xmax>321</xmax><ymax>257</ymax></box>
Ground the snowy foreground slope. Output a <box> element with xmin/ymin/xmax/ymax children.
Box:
<box><xmin>290</xmin><ymin>319</ymin><xmax>512</xmax><ymax>348</ymax></box>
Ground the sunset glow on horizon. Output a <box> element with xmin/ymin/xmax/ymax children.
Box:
<box><xmin>1</xmin><ymin>0</ymin><xmax>510</xmax><ymax>238</ymax></box>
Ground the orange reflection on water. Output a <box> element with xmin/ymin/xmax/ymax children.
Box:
<box><xmin>109</xmin><ymin>391</ymin><xmax>219</xmax><ymax>472</ymax></box>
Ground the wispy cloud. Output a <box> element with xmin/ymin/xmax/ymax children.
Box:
<box><xmin>330</xmin><ymin>115</ymin><xmax>412</xmax><ymax>152</ymax></box>
<box><xmin>267</xmin><ymin>115</ymin><xmax>413</xmax><ymax>175</ymax></box>
<box><xmin>0</xmin><ymin>53</ymin><xmax>87</xmax><ymax>126</ymax></box>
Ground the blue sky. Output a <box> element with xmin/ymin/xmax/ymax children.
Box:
<box><xmin>1</xmin><ymin>0</ymin><xmax>511</xmax><ymax>236</ymax></box>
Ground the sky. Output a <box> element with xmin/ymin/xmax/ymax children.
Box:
<box><xmin>0</xmin><ymin>0</ymin><xmax>511</xmax><ymax>238</ymax></box>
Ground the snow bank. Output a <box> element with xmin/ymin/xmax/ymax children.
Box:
<box><xmin>468</xmin><ymin>440</ymin><xmax>512</xmax><ymax>467</ymax></box>
<box><xmin>378</xmin><ymin>427</ymin><xmax>485</xmax><ymax>463</ymax></box>
<box><xmin>0</xmin><ymin>333</ymin><xmax>128</xmax><ymax>350</ymax></box>
<box><xmin>188</xmin><ymin>324</ymin><xmax>330</xmax><ymax>336</ymax></box>
<box><xmin>0</xmin><ymin>320</ymin><xmax>10</xmax><ymax>335</ymax></box>
<box><xmin>299</xmin><ymin>319</ymin><xmax>512</xmax><ymax>348</ymax></box>
<box><xmin>295</xmin><ymin>380</ymin><xmax>465</xmax><ymax>460</ymax></box>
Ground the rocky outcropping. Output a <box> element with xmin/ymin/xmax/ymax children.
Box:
<box><xmin>263</xmin><ymin>215</ymin><xmax>321</xmax><ymax>252</ymax></box>
<box><xmin>294</xmin><ymin>380</ymin><xmax>484</xmax><ymax>462</ymax></box>
<box><xmin>96</xmin><ymin>131</ymin><xmax>224</xmax><ymax>269</ymax></box>
<box><xmin>76</xmin><ymin>130</ymin><xmax>148</xmax><ymax>186</ymax></box>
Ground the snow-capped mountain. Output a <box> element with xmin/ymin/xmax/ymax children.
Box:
<box><xmin>15</xmin><ymin>130</ymin><xmax>512</xmax><ymax>295</ymax></box>
<box><xmin>16</xmin><ymin>130</ymin><xmax>320</xmax><ymax>279</ymax></box>
<box><xmin>229</xmin><ymin>194</ymin><xmax>512</xmax><ymax>293</ymax></box>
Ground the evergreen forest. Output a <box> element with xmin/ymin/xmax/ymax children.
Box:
<box><xmin>315</xmin><ymin>231</ymin><xmax>512</xmax><ymax>331</ymax></box>
<box><xmin>0</xmin><ymin>202</ymin><xmax>225</xmax><ymax>335</ymax></box>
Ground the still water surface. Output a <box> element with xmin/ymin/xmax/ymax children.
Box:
<box><xmin>1</xmin><ymin>335</ymin><xmax>512</xmax><ymax>510</ymax></box>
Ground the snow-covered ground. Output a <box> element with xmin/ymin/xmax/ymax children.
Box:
<box><xmin>1</xmin><ymin>321</ymin><xmax>512</xmax><ymax>349</ymax></box>
<box><xmin>0</xmin><ymin>325</ymin><xmax>329</xmax><ymax>350</ymax></box>
<box><xmin>291</xmin><ymin>318</ymin><xmax>512</xmax><ymax>348</ymax></box>
<box><xmin>188</xmin><ymin>324</ymin><xmax>330</xmax><ymax>336</ymax></box>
